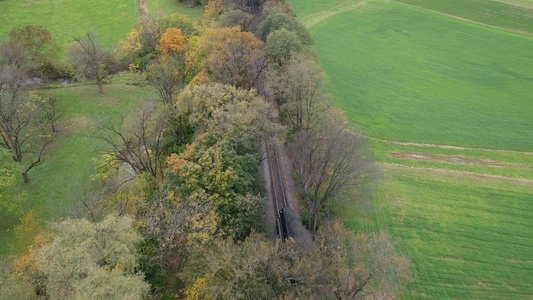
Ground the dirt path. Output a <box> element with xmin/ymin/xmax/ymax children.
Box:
<box><xmin>489</xmin><ymin>0</ymin><xmax>533</xmax><ymax>9</ymax></box>
<box><xmin>380</xmin><ymin>162</ymin><xmax>533</xmax><ymax>185</ymax></box>
<box><xmin>366</xmin><ymin>136</ymin><xmax>533</xmax><ymax>155</ymax></box>
<box><xmin>390</xmin><ymin>152</ymin><xmax>531</xmax><ymax>169</ymax></box>
<box><xmin>305</xmin><ymin>1</ymin><xmax>367</xmax><ymax>28</ymax></box>
<box><xmin>391</xmin><ymin>0</ymin><xmax>533</xmax><ymax>36</ymax></box>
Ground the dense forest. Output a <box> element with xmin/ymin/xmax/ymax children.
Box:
<box><xmin>0</xmin><ymin>0</ymin><xmax>411</xmax><ymax>298</ymax></box>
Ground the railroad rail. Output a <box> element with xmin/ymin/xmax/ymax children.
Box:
<box><xmin>248</xmin><ymin>0</ymin><xmax>291</xmax><ymax>241</ymax></box>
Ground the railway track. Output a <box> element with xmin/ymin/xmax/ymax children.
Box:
<box><xmin>248</xmin><ymin>0</ymin><xmax>291</xmax><ymax>240</ymax></box>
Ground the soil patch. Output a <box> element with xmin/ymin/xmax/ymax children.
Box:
<box><xmin>390</xmin><ymin>152</ymin><xmax>530</xmax><ymax>169</ymax></box>
<box><xmin>379</xmin><ymin>163</ymin><xmax>533</xmax><ymax>185</ymax></box>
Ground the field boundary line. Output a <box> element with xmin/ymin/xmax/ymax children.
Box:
<box><xmin>379</xmin><ymin>162</ymin><xmax>533</xmax><ymax>184</ymax></box>
<box><xmin>390</xmin><ymin>0</ymin><xmax>533</xmax><ymax>36</ymax></box>
<box><xmin>365</xmin><ymin>136</ymin><xmax>533</xmax><ymax>155</ymax></box>
<box><xmin>489</xmin><ymin>0</ymin><xmax>533</xmax><ymax>9</ymax></box>
<box><xmin>304</xmin><ymin>1</ymin><xmax>368</xmax><ymax>28</ymax></box>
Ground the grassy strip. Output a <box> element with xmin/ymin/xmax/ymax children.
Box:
<box><xmin>310</xmin><ymin>1</ymin><xmax>533</xmax><ymax>150</ymax></box>
<box><xmin>393</xmin><ymin>0</ymin><xmax>533</xmax><ymax>33</ymax></box>
<box><xmin>0</xmin><ymin>83</ymin><xmax>153</xmax><ymax>255</ymax></box>
<box><xmin>346</xmin><ymin>166</ymin><xmax>533</xmax><ymax>299</ymax></box>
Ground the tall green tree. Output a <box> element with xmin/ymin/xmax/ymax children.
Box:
<box><xmin>166</xmin><ymin>133</ymin><xmax>265</xmax><ymax>241</ymax></box>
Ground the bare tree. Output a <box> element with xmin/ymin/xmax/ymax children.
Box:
<box><xmin>146</xmin><ymin>56</ymin><xmax>186</xmax><ymax>105</ymax></box>
<box><xmin>143</xmin><ymin>197</ymin><xmax>188</xmax><ymax>296</ymax></box>
<box><xmin>267</xmin><ymin>54</ymin><xmax>328</xmax><ymax>132</ymax></box>
<box><xmin>67</xmin><ymin>33</ymin><xmax>115</xmax><ymax>94</ymax></box>
<box><xmin>96</xmin><ymin>103</ymin><xmax>166</xmax><ymax>181</ymax></box>
<box><xmin>289</xmin><ymin>120</ymin><xmax>374</xmax><ymax>232</ymax></box>
<box><xmin>0</xmin><ymin>60</ymin><xmax>56</xmax><ymax>182</ymax></box>
<box><xmin>314</xmin><ymin>219</ymin><xmax>412</xmax><ymax>299</ymax></box>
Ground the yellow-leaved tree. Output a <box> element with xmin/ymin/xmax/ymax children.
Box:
<box><xmin>160</xmin><ymin>28</ymin><xmax>188</xmax><ymax>55</ymax></box>
<box><xmin>198</xmin><ymin>26</ymin><xmax>265</xmax><ymax>89</ymax></box>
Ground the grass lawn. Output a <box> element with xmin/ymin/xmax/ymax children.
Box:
<box><xmin>0</xmin><ymin>0</ymin><xmax>138</xmax><ymax>49</ymax></box>
<box><xmin>285</xmin><ymin>0</ymin><xmax>366</xmax><ymax>27</ymax></box>
<box><xmin>148</xmin><ymin>0</ymin><xmax>205</xmax><ymax>22</ymax></box>
<box><xmin>0</xmin><ymin>0</ymin><xmax>204</xmax><ymax>51</ymax></box>
<box><xmin>287</xmin><ymin>0</ymin><xmax>533</xmax><ymax>298</ymax></box>
<box><xmin>0</xmin><ymin>82</ymin><xmax>154</xmax><ymax>254</ymax></box>
<box><xmin>347</xmin><ymin>166</ymin><xmax>533</xmax><ymax>299</ymax></box>
<box><xmin>394</xmin><ymin>0</ymin><xmax>533</xmax><ymax>33</ymax></box>
<box><xmin>309</xmin><ymin>1</ymin><xmax>533</xmax><ymax>150</ymax></box>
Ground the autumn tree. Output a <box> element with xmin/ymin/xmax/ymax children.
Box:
<box><xmin>256</xmin><ymin>4</ymin><xmax>312</xmax><ymax>46</ymax></box>
<box><xmin>182</xmin><ymin>234</ymin><xmax>318</xmax><ymax>299</ymax></box>
<box><xmin>314</xmin><ymin>220</ymin><xmax>412</xmax><ymax>299</ymax></box>
<box><xmin>97</xmin><ymin>103</ymin><xmax>167</xmax><ymax>181</ymax></box>
<box><xmin>14</xmin><ymin>214</ymin><xmax>150</xmax><ymax>299</ymax></box>
<box><xmin>146</xmin><ymin>55</ymin><xmax>186</xmax><ymax>105</ymax></box>
<box><xmin>267</xmin><ymin>54</ymin><xmax>327</xmax><ymax>132</ymax></box>
<box><xmin>289</xmin><ymin>120</ymin><xmax>374</xmax><ymax>232</ymax></box>
<box><xmin>156</xmin><ymin>13</ymin><xmax>196</xmax><ymax>38</ymax></box>
<box><xmin>166</xmin><ymin>133</ymin><xmax>265</xmax><ymax>241</ymax></box>
<box><xmin>67</xmin><ymin>33</ymin><xmax>116</xmax><ymax>93</ymax></box>
<box><xmin>160</xmin><ymin>28</ymin><xmax>188</xmax><ymax>55</ymax></box>
<box><xmin>141</xmin><ymin>195</ymin><xmax>216</xmax><ymax>296</ymax></box>
<box><xmin>198</xmin><ymin>26</ymin><xmax>265</xmax><ymax>89</ymax></box>
<box><xmin>0</xmin><ymin>61</ymin><xmax>57</xmax><ymax>182</ymax></box>
<box><xmin>0</xmin><ymin>148</ymin><xmax>25</xmax><ymax>214</ymax></box>
<box><xmin>0</xmin><ymin>257</ymin><xmax>34</xmax><ymax>300</ymax></box>
<box><xmin>9</xmin><ymin>25</ymin><xmax>58</xmax><ymax>76</ymax></box>
<box><xmin>218</xmin><ymin>9</ymin><xmax>254</xmax><ymax>31</ymax></box>
<box><xmin>265</xmin><ymin>27</ymin><xmax>306</xmax><ymax>65</ymax></box>
<box><xmin>177</xmin><ymin>83</ymin><xmax>284</xmax><ymax>149</ymax></box>
<box><xmin>183</xmin><ymin>221</ymin><xmax>411</xmax><ymax>300</ymax></box>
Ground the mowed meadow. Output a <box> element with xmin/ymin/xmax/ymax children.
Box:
<box><xmin>288</xmin><ymin>0</ymin><xmax>533</xmax><ymax>298</ymax></box>
<box><xmin>0</xmin><ymin>0</ymin><xmax>203</xmax><ymax>48</ymax></box>
<box><xmin>0</xmin><ymin>0</ymin><xmax>203</xmax><ymax>254</ymax></box>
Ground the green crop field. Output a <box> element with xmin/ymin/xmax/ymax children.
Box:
<box><xmin>346</xmin><ymin>167</ymin><xmax>533</xmax><ymax>299</ymax></box>
<box><xmin>0</xmin><ymin>81</ymin><xmax>151</xmax><ymax>254</ymax></box>
<box><xmin>310</xmin><ymin>2</ymin><xmax>533</xmax><ymax>150</ymax></box>
<box><xmin>289</xmin><ymin>0</ymin><xmax>533</xmax><ymax>298</ymax></box>
<box><xmin>394</xmin><ymin>0</ymin><xmax>533</xmax><ymax>33</ymax></box>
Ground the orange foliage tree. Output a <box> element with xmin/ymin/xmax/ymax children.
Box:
<box><xmin>160</xmin><ymin>28</ymin><xmax>188</xmax><ymax>55</ymax></box>
<box><xmin>198</xmin><ymin>26</ymin><xmax>265</xmax><ymax>89</ymax></box>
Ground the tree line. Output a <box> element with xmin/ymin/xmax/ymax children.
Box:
<box><xmin>0</xmin><ymin>0</ymin><xmax>412</xmax><ymax>299</ymax></box>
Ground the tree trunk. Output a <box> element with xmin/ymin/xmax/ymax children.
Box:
<box><xmin>178</xmin><ymin>115</ymin><xmax>185</xmax><ymax>145</ymax></box>
<box><xmin>22</xmin><ymin>172</ymin><xmax>30</xmax><ymax>183</ymax></box>
<box><xmin>97</xmin><ymin>80</ymin><xmax>104</xmax><ymax>94</ymax></box>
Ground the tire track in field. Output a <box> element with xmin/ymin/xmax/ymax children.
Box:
<box><xmin>304</xmin><ymin>1</ymin><xmax>368</xmax><ymax>28</ymax></box>
<box><xmin>390</xmin><ymin>0</ymin><xmax>533</xmax><ymax>36</ymax></box>
<box><xmin>365</xmin><ymin>136</ymin><xmax>533</xmax><ymax>155</ymax></box>
<box><xmin>379</xmin><ymin>162</ymin><xmax>533</xmax><ymax>185</ymax></box>
<box><xmin>489</xmin><ymin>0</ymin><xmax>533</xmax><ymax>9</ymax></box>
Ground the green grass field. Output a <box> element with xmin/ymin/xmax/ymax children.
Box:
<box><xmin>0</xmin><ymin>0</ymin><xmax>138</xmax><ymax>49</ymax></box>
<box><xmin>394</xmin><ymin>0</ymin><xmax>533</xmax><ymax>33</ymax></box>
<box><xmin>346</xmin><ymin>167</ymin><xmax>533</xmax><ymax>299</ymax></box>
<box><xmin>148</xmin><ymin>0</ymin><xmax>205</xmax><ymax>22</ymax></box>
<box><xmin>310</xmin><ymin>1</ymin><xmax>533</xmax><ymax>150</ymax></box>
<box><xmin>0</xmin><ymin>0</ymin><xmax>203</xmax><ymax>50</ymax></box>
<box><xmin>0</xmin><ymin>81</ymin><xmax>152</xmax><ymax>254</ymax></box>
<box><xmin>289</xmin><ymin>0</ymin><xmax>533</xmax><ymax>298</ymax></box>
